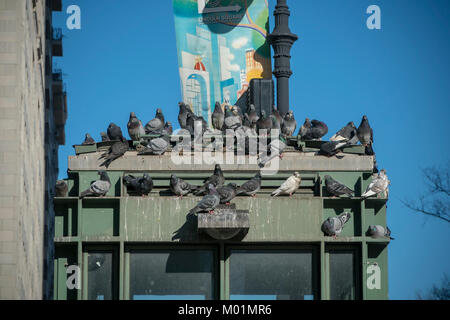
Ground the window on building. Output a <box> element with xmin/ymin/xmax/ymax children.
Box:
<box><xmin>186</xmin><ymin>77</ymin><xmax>202</xmax><ymax>115</ymax></box>
<box><xmin>327</xmin><ymin>246</ymin><xmax>361</xmax><ymax>300</ymax></box>
<box><xmin>228</xmin><ymin>248</ymin><xmax>319</xmax><ymax>300</ymax></box>
<box><xmin>129</xmin><ymin>248</ymin><xmax>217</xmax><ymax>300</ymax></box>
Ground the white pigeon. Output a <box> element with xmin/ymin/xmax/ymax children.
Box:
<box><xmin>361</xmin><ymin>169</ymin><xmax>390</xmax><ymax>199</ymax></box>
<box><xmin>271</xmin><ymin>172</ymin><xmax>302</xmax><ymax>197</ymax></box>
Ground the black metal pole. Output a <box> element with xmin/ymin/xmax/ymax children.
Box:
<box><xmin>267</xmin><ymin>0</ymin><xmax>298</xmax><ymax>117</ymax></box>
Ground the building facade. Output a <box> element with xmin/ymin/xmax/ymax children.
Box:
<box><xmin>0</xmin><ymin>0</ymin><xmax>66</xmax><ymax>299</ymax></box>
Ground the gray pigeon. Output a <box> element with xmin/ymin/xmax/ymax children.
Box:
<box><xmin>107</xmin><ymin>123</ymin><xmax>124</xmax><ymax>141</ymax></box>
<box><xmin>82</xmin><ymin>133</ymin><xmax>95</xmax><ymax>145</ymax></box>
<box><xmin>145</xmin><ymin>108</ymin><xmax>165</xmax><ymax>134</ymax></box>
<box><xmin>217</xmin><ymin>183</ymin><xmax>238</xmax><ymax>205</ymax></box>
<box><xmin>186</xmin><ymin>112</ymin><xmax>208</xmax><ymax>136</ymax></box>
<box><xmin>362</xmin><ymin>169</ymin><xmax>390</xmax><ymax>199</ymax></box>
<box><xmin>123</xmin><ymin>173</ymin><xmax>153</xmax><ymax>196</ymax></box>
<box><xmin>55</xmin><ymin>180</ymin><xmax>68</xmax><ymax>197</ymax></box>
<box><xmin>271</xmin><ymin>106</ymin><xmax>284</xmax><ymax>131</ymax></box>
<box><xmin>189</xmin><ymin>184</ymin><xmax>220</xmax><ymax>215</ymax></box>
<box><xmin>258</xmin><ymin>134</ymin><xmax>287</xmax><ymax>168</ymax></box>
<box><xmin>271</xmin><ymin>172</ymin><xmax>302</xmax><ymax>197</ymax></box>
<box><xmin>170</xmin><ymin>174</ymin><xmax>199</xmax><ymax>198</ymax></box>
<box><xmin>281</xmin><ymin>110</ymin><xmax>297</xmax><ymax>136</ymax></box>
<box><xmin>298</xmin><ymin>118</ymin><xmax>311</xmax><ymax>140</ymax></box>
<box><xmin>80</xmin><ymin>171</ymin><xmax>111</xmax><ymax>198</ymax></box>
<box><xmin>100</xmin><ymin>132</ymin><xmax>110</xmax><ymax>142</ymax></box>
<box><xmin>223</xmin><ymin>105</ymin><xmax>242</xmax><ymax>131</ymax></box>
<box><xmin>330</xmin><ymin>121</ymin><xmax>358</xmax><ymax>142</ymax></box>
<box><xmin>212</xmin><ymin>102</ymin><xmax>224</xmax><ymax>131</ymax></box>
<box><xmin>178</xmin><ymin>102</ymin><xmax>193</xmax><ymax>130</ymax></box>
<box><xmin>162</xmin><ymin>122</ymin><xmax>173</xmax><ymax>136</ymax></box>
<box><xmin>302</xmin><ymin>120</ymin><xmax>328</xmax><ymax>141</ymax></box>
<box><xmin>246</xmin><ymin>104</ymin><xmax>259</xmax><ymax>124</ymax></box>
<box><xmin>99</xmin><ymin>136</ymin><xmax>128</xmax><ymax>168</ymax></box>
<box><xmin>194</xmin><ymin>164</ymin><xmax>225</xmax><ymax>196</ymax></box>
<box><xmin>357</xmin><ymin>115</ymin><xmax>373</xmax><ymax>146</ymax></box>
<box><xmin>127</xmin><ymin>112</ymin><xmax>146</xmax><ymax>141</ymax></box>
<box><xmin>325</xmin><ymin>175</ymin><xmax>354</xmax><ymax>197</ymax></box>
<box><xmin>321</xmin><ymin>212</ymin><xmax>352</xmax><ymax>237</ymax></box>
<box><xmin>236</xmin><ymin>172</ymin><xmax>262</xmax><ymax>197</ymax></box>
<box><xmin>319</xmin><ymin>140</ymin><xmax>351</xmax><ymax>157</ymax></box>
<box><xmin>138</xmin><ymin>135</ymin><xmax>170</xmax><ymax>155</ymax></box>
<box><xmin>256</xmin><ymin>110</ymin><xmax>272</xmax><ymax>136</ymax></box>
<box><xmin>367</xmin><ymin>225</ymin><xmax>394</xmax><ymax>240</ymax></box>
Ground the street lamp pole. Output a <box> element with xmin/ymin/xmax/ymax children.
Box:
<box><xmin>267</xmin><ymin>0</ymin><xmax>298</xmax><ymax>117</ymax></box>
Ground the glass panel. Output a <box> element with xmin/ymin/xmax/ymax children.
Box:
<box><xmin>87</xmin><ymin>252</ymin><xmax>114</xmax><ymax>300</ymax></box>
<box><xmin>130</xmin><ymin>250</ymin><xmax>215</xmax><ymax>300</ymax></box>
<box><xmin>329</xmin><ymin>251</ymin><xmax>356</xmax><ymax>300</ymax></box>
<box><xmin>229</xmin><ymin>250</ymin><xmax>317</xmax><ymax>300</ymax></box>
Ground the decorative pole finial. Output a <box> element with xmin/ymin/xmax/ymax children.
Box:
<box><xmin>267</xmin><ymin>0</ymin><xmax>298</xmax><ymax>117</ymax></box>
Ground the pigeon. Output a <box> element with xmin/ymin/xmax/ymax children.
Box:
<box><xmin>217</xmin><ymin>183</ymin><xmax>238</xmax><ymax>205</ymax></box>
<box><xmin>194</xmin><ymin>164</ymin><xmax>225</xmax><ymax>196</ymax></box>
<box><xmin>100</xmin><ymin>132</ymin><xmax>110</xmax><ymax>142</ymax></box>
<box><xmin>271</xmin><ymin>106</ymin><xmax>284</xmax><ymax>131</ymax></box>
<box><xmin>246</xmin><ymin>104</ymin><xmax>259</xmax><ymax>124</ymax></box>
<box><xmin>138</xmin><ymin>135</ymin><xmax>170</xmax><ymax>155</ymax></box>
<box><xmin>189</xmin><ymin>184</ymin><xmax>220</xmax><ymax>215</ymax></box>
<box><xmin>178</xmin><ymin>102</ymin><xmax>194</xmax><ymax>130</ymax></box>
<box><xmin>256</xmin><ymin>110</ymin><xmax>272</xmax><ymax>136</ymax></box>
<box><xmin>330</xmin><ymin>122</ymin><xmax>358</xmax><ymax>142</ymax></box>
<box><xmin>99</xmin><ymin>136</ymin><xmax>128</xmax><ymax>168</ymax></box>
<box><xmin>361</xmin><ymin>169</ymin><xmax>390</xmax><ymax>199</ymax></box>
<box><xmin>107</xmin><ymin>123</ymin><xmax>124</xmax><ymax>141</ymax></box>
<box><xmin>162</xmin><ymin>122</ymin><xmax>173</xmax><ymax>136</ymax></box>
<box><xmin>212</xmin><ymin>102</ymin><xmax>224</xmax><ymax>131</ymax></box>
<box><xmin>321</xmin><ymin>212</ymin><xmax>352</xmax><ymax>237</ymax></box>
<box><xmin>324</xmin><ymin>175</ymin><xmax>354</xmax><ymax>197</ymax></box>
<box><xmin>123</xmin><ymin>173</ymin><xmax>153</xmax><ymax>196</ymax></box>
<box><xmin>319</xmin><ymin>140</ymin><xmax>351</xmax><ymax>157</ymax></box>
<box><xmin>55</xmin><ymin>180</ymin><xmax>68</xmax><ymax>197</ymax></box>
<box><xmin>236</xmin><ymin>172</ymin><xmax>262</xmax><ymax>197</ymax></box>
<box><xmin>258</xmin><ymin>134</ymin><xmax>287</xmax><ymax>168</ymax></box>
<box><xmin>170</xmin><ymin>174</ymin><xmax>199</xmax><ymax>198</ymax></box>
<box><xmin>357</xmin><ymin>115</ymin><xmax>373</xmax><ymax>146</ymax></box>
<box><xmin>282</xmin><ymin>110</ymin><xmax>297</xmax><ymax>137</ymax></box>
<box><xmin>298</xmin><ymin>118</ymin><xmax>311</xmax><ymax>140</ymax></box>
<box><xmin>82</xmin><ymin>133</ymin><xmax>95</xmax><ymax>145</ymax></box>
<box><xmin>80</xmin><ymin>171</ymin><xmax>111</xmax><ymax>198</ymax></box>
<box><xmin>186</xmin><ymin>112</ymin><xmax>208</xmax><ymax>136</ymax></box>
<box><xmin>367</xmin><ymin>225</ymin><xmax>395</xmax><ymax>240</ymax></box>
<box><xmin>271</xmin><ymin>172</ymin><xmax>302</xmax><ymax>197</ymax></box>
<box><xmin>301</xmin><ymin>120</ymin><xmax>328</xmax><ymax>141</ymax></box>
<box><xmin>127</xmin><ymin>112</ymin><xmax>146</xmax><ymax>141</ymax></box>
<box><xmin>145</xmin><ymin>108</ymin><xmax>165</xmax><ymax>134</ymax></box>
<box><xmin>223</xmin><ymin>105</ymin><xmax>242</xmax><ymax>131</ymax></box>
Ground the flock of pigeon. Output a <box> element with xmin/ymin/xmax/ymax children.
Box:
<box><xmin>70</xmin><ymin>102</ymin><xmax>391</xmax><ymax>240</ymax></box>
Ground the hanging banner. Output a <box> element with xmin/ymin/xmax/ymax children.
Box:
<box><xmin>173</xmin><ymin>0</ymin><xmax>272</xmax><ymax>124</ymax></box>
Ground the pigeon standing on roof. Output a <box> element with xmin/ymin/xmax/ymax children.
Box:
<box><xmin>55</xmin><ymin>180</ymin><xmax>68</xmax><ymax>197</ymax></box>
<box><xmin>145</xmin><ymin>108</ymin><xmax>165</xmax><ymax>134</ymax></box>
<box><xmin>321</xmin><ymin>212</ymin><xmax>352</xmax><ymax>238</ymax></box>
<box><xmin>107</xmin><ymin>123</ymin><xmax>124</xmax><ymax>141</ymax></box>
<box><xmin>138</xmin><ymin>135</ymin><xmax>170</xmax><ymax>155</ymax></box>
<box><xmin>324</xmin><ymin>175</ymin><xmax>354</xmax><ymax>197</ymax></box>
<box><xmin>223</xmin><ymin>105</ymin><xmax>242</xmax><ymax>131</ymax></box>
<box><xmin>282</xmin><ymin>110</ymin><xmax>297</xmax><ymax>137</ymax></box>
<box><xmin>271</xmin><ymin>172</ymin><xmax>302</xmax><ymax>197</ymax></box>
<box><xmin>302</xmin><ymin>120</ymin><xmax>328</xmax><ymax>141</ymax></box>
<box><xmin>100</xmin><ymin>132</ymin><xmax>110</xmax><ymax>142</ymax></box>
<box><xmin>367</xmin><ymin>225</ymin><xmax>395</xmax><ymax>240</ymax></box>
<box><xmin>246</xmin><ymin>104</ymin><xmax>259</xmax><ymax>124</ymax></box>
<box><xmin>357</xmin><ymin>115</ymin><xmax>373</xmax><ymax>147</ymax></box>
<box><xmin>258</xmin><ymin>134</ymin><xmax>287</xmax><ymax>168</ymax></box>
<box><xmin>330</xmin><ymin>122</ymin><xmax>358</xmax><ymax>142</ymax></box>
<box><xmin>80</xmin><ymin>171</ymin><xmax>111</xmax><ymax>198</ymax></box>
<box><xmin>212</xmin><ymin>102</ymin><xmax>224</xmax><ymax>131</ymax></box>
<box><xmin>271</xmin><ymin>106</ymin><xmax>284</xmax><ymax>131</ymax></box>
<box><xmin>217</xmin><ymin>183</ymin><xmax>239</xmax><ymax>205</ymax></box>
<box><xmin>189</xmin><ymin>184</ymin><xmax>220</xmax><ymax>215</ymax></box>
<box><xmin>194</xmin><ymin>164</ymin><xmax>225</xmax><ymax>196</ymax></box>
<box><xmin>99</xmin><ymin>136</ymin><xmax>128</xmax><ymax>168</ymax></box>
<box><xmin>256</xmin><ymin>110</ymin><xmax>272</xmax><ymax>136</ymax></box>
<box><xmin>123</xmin><ymin>173</ymin><xmax>153</xmax><ymax>196</ymax></box>
<box><xmin>178</xmin><ymin>102</ymin><xmax>193</xmax><ymax>130</ymax></box>
<box><xmin>236</xmin><ymin>172</ymin><xmax>262</xmax><ymax>197</ymax></box>
<box><xmin>361</xmin><ymin>169</ymin><xmax>390</xmax><ymax>199</ymax></box>
<box><xmin>127</xmin><ymin>112</ymin><xmax>146</xmax><ymax>141</ymax></box>
<box><xmin>82</xmin><ymin>133</ymin><xmax>95</xmax><ymax>145</ymax></box>
<box><xmin>298</xmin><ymin>118</ymin><xmax>311</xmax><ymax>141</ymax></box>
<box><xmin>170</xmin><ymin>174</ymin><xmax>199</xmax><ymax>198</ymax></box>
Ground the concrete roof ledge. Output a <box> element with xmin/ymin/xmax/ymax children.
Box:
<box><xmin>68</xmin><ymin>151</ymin><xmax>375</xmax><ymax>172</ymax></box>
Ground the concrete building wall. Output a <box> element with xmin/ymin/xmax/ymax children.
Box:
<box><xmin>0</xmin><ymin>0</ymin><xmax>65</xmax><ymax>300</ymax></box>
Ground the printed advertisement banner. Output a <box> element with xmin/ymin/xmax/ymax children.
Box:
<box><xmin>173</xmin><ymin>0</ymin><xmax>272</xmax><ymax>124</ymax></box>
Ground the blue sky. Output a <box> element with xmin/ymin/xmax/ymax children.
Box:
<box><xmin>52</xmin><ymin>0</ymin><xmax>450</xmax><ymax>299</ymax></box>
